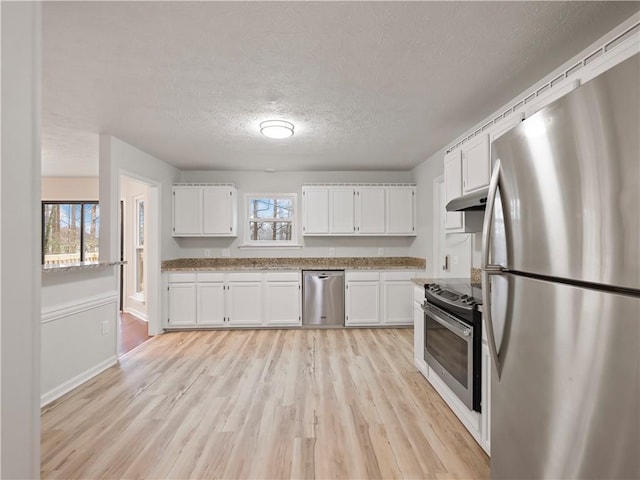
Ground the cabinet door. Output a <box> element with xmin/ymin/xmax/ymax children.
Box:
<box><xmin>444</xmin><ymin>151</ymin><xmax>463</xmax><ymax>230</ymax></box>
<box><xmin>462</xmin><ymin>134</ymin><xmax>490</xmax><ymax>194</ymax></box>
<box><xmin>203</xmin><ymin>187</ymin><xmax>234</xmax><ymax>236</ymax></box>
<box><xmin>265</xmin><ymin>281</ymin><xmax>301</xmax><ymax>326</ymax></box>
<box><xmin>356</xmin><ymin>187</ymin><xmax>385</xmax><ymax>234</ymax></box>
<box><xmin>168</xmin><ymin>283</ymin><xmax>197</xmax><ymax>325</ymax></box>
<box><xmin>382</xmin><ymin>280</ymin><xmax>414</xmax><ymax>325</ymax></box>
<box><xmin>302</xmin><ymin>187</ymin><xmax>329</xmax><ymax>235</ymax></box>
<box><xmin>226</xmin><ymin>281</ymin><xmax>263</xmax><ymax>326</ymax></box>
<box><xmin>197</xmin><ymin>282</ymin><xmax>225</xmax><ymax>325</ymax></box>
<box><xmin>173</xmin><ymin>188</ymin><xmax>202</xmax><ymax>236</ymax></box>
<box><xmin>385</xmin><ymin>187</ymin><xmax>415</xmax><ymax>235</ymax></box>
<box><xmin>414</xmin><ymin>301</ymin><xmax>425</xmax><ymax>368</ymax></box>
<box><xmin>345</xmin><ymin>281</ymin><xmax>380</xmax><ymax>325</ymax></box>
<box><xmin>329</xmin><ymin>187</ymin><xmax>355</xmax><ymax>234</ymax></box>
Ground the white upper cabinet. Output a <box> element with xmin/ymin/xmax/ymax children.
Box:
<box><xmin>356</xmin><ymin>187</ymin><xmax>386</xmax><ymax>234</ymax></box>
<box><xmin>173</xmin><ymin>185</ymin><xmax>237</xmax><ymax>237</ymax></box>
<box><xmin>302</xmin><ymin>184</ymin><xmax>416</xmax><ymax>237</ymax></box>
<box><xmin>203</xmin><ymin>187</ymin><xmax>236</xmax><ymax>235</ymax></box>
<box><xmin>302</xmin><ymin>187</ymin><xmax>330</xmax><ymax>235</ymax></box>
<box><xmin>444</xmin><ymin>150</ymin><xmax>464</xmax><ymax>231</ymax></box>
<box><xmin>173</xmin><ymin>187</ymin><xmax>202</xmax><ymax>236</ymax></box>
<box><xmin>461</xmin><ymin>134</ymin><xmax>490</xmax><ymax>194</ymax></box>
<box><xmin>330</xmin><ymin>187</ymin><xmax>356</xmax><ymax>234</ymax></box>
<box><xmin>385</xmin><ymin>186</ymin><xmax>416</xmax><ymax>235</ymax></box>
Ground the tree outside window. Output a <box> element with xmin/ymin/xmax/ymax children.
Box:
<box><xmin>246</xmin><ymin>195</ymin><xmax>297</xmax><ymax>244</ymax></box>
<box><xmin>42</xmin><ymin>201</ymin><xmax>99</xmax><ymax>265</ymax></box>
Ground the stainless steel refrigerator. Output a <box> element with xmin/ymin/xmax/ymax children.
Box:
<box><xmin>482</xmin><ymin>53</ymin><xmax>639</xmax><ymax>479</ymax></box>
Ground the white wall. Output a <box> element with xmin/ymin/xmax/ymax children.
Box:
<box><xmin>100</xmin><ymin>135</ymin><xmax>180</xmax><ymax>335</ymax></box>
<box><xmin>41</xmin><ymin>268</ymin><xmax>118</xmax><ymax>406</ymax></box>
<box><xmin>0</xmin><ymin>2</ymin><xmax>41</xmax><ymax>477</ymax></box>
<box><xmin>409</xmin><ymin>151</ymin><xmax>471</xmax><ymax>277</ymax></box>
<box><xmin>42</xmin><ymin>176</ymin><xmax>98</xmax><ymax>201</ymax></box>
<box><xmin>178</xmin><ymin>170</ymin><xmax>417</xmax><ymax>258</ymax></box>
<box><xmin>121</xmin><ymin>175</ymin><xmax>148</xmax><ymax>321</ymax></box>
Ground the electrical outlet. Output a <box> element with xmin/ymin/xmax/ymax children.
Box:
<box><xmin>378</xmin><ymin>248</ymin><xmax>384</xmax><ymax>256</ymax></box>
<box><xmin>204</xmin><ymin>248</ymin><xmax>212</xmax><ymax>257</ymax></box>
<box><xmin>221</xmin><ymin>249</ymin><xmax>231</xmax><ymax>258</ymax></box>
<box><xmin>452</xmin><ymin>255</ymin><xmax>459</xmax><ymax>265</ymax></box>
<box><xmin>101</xmin><ymin>320</ymin><xmax>108</xmax><ymax>336</ymax></box>
<box><xmin>329</xmin><ymin>248</ymin><xmax>336</xmax><ymax>257</ymax></box>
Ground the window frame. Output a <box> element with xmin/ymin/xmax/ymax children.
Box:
<box><xmin>244</xmin><ymin>193</ymin><xmax>298</xmax><ymax>246</ymax></box>
<box><xmin>133</xmin><ymin>195</ymin><xmax>145</xmax><ymax>299</ymax></box>
<box><xmin>41</xmin><ymin>200</ymin><xmax>100</xmax><ymax>265</ymax></box>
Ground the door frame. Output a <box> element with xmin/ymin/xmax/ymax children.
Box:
<box><xmin>118</xmin><ymin>170</ymin><xmax>162</xmax><ymax>337</ymax></box>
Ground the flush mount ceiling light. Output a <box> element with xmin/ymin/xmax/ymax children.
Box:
<box><xmin>260</xmin><ymin>120</ymin><xmax>294</xmax><ymax>139</ymax></box>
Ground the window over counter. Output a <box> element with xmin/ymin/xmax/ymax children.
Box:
<box><xmin>42</xmin><ymin>201</ymin><xmax>99</xmax><ymax>265</ymax></box>
<box><xmin>245</xmin><ymin>194</ymin><xmax>298</xmax><ymax>246</ymax></box>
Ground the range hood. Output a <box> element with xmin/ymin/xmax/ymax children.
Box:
<box><xmin>446</xmin><ymin>187</ymin><xmax>489</xmax><ymax>211</ymax></box>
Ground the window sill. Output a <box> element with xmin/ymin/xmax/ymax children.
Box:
<box><xmin>238</xmin><ymin>244</ymin><xmax>303</xmax><ymax>250</ymax></box>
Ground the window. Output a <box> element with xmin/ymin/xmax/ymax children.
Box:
<box><xmin>42</xmin><ymin>201</ymin><xmax>99</xmax><ymax>265</ymax></box>
<box><xmin>134</xmin><ymin>197</ymin><xmax>145</xmax><ymax>297</ymax></box>
<box><xmin>246</xmin><ymin>194</ymin><xmax>297</xmax><ymax>245</ymax></box>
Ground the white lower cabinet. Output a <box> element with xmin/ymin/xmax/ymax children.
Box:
<box><xmin>166</xmin><ymin>271</ymin><xmax>301</xmax><ymax>328</ymax></box>
<box><xmin>413</xmin><ymin>286</ymin><xmax>428</xmax><ymax>375</ymax></box>
<box><xmin>197</xmin><ymin>283</ymin><xmax>225</xmax><ymax>326</ymax></box>
<box><xmin>345</xmin><ymin>271</ymin><xmax>416</xmax><ymax>327</ymax></box>
<box><xmin>168</xmin><ymin>282</ymin><xmax>197</xmax><ymax>326</ymax></box>
<box><xmin>166</xmin><ymin>269</ymin><xmax>416</xmax><ymax>329</ymax></box>
<box><xmin>346</xmin><ymin>272</ymin><xmax>381</xmax><ymax>326</ymax></box>
<box><xmin>264</xmin><ymin>272</ymin><xmax>301</xmax><ymax>326</ymax></box>
<box><xmin>227</xmin><ymin>279</ymin><xmax>263</xmax><ymax>327</ymax></box>
<box><xmin>382</xmin><ymin>272</ymin><xmax>415</xmax><ymax>324</ymax></box>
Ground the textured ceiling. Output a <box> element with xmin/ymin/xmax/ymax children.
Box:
<box><xmin>42</xmin><ymin>1</ymin><xmax>639</xmax><ymax>176</ymax></box>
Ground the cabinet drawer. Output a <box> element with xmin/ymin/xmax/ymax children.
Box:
<box><xmin>167</xmin><ymin>273</ymin><xmax>197</xmax><ymax>283</ymax></box>
<box><xmin>346</xmin><ymin>271</ymin><xmax>380</xmax><ymax>282</ymax></box>
<box><xmin>226</xmin><ymin>272</ymin><xmax>263</xmax><ymax>282</ymax></box>
<box><xmin>382</xmin><ymin>271</ymin><xmax>416</xmax><ymax>282</ymax></box>
<box><xmin>197</xmin><ymin>272</ymin><xmax>225</xmax><ymax>282</ymax></box>
<box><xmin>265</xmin><ymin>271</ymin><xmax>300</xmax><ymax>282</ymax></box>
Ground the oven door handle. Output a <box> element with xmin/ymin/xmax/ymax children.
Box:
<box><xmin>421</xmin><ymin>303</ymin><xmax>472</xmax><ymax>338</ymax></box>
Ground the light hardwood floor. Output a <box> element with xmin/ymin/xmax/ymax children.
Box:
<box><xmin>41</xmin><ymin>328</ymin><xmax>489</xmax><ymax>479</ymax></box>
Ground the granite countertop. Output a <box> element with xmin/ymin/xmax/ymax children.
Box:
<box><xmin>42</xmin><ymin>260</ymin><xmax>126</xmax><ymax>273</ymax></box>
<box><xmin>162</xmin><ymin>256</ymin><xmax>426</xmax><ymax>272</ymax></box>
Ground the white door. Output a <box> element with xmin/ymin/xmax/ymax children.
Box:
<box><xmin>173</xmin><ymin>187</ymin><xmax>202</xmax><ymax>235</ymax></box>
<box><xmin>462</xmin><ymin>134</ymin><xmax>490</xmax><ymax>194</ymax></box>
<box><xmin>345</xmin><ymin>281</ymin><xmax>380</xmax><ymax>325</ymax></box>
<box><xmin>197</xmin><ymin>282</ymin><xmax>225</xmax><ymax>325</ymax></box>
<box><xmin>265</xmin><ymin>281</ymin><xmax>301</xmax><ymax>325</ymax></box>
<box><xmin>168</xmin><ymin>283</ymin><xmax>197</xmax><ymax>326</ymax></box>
<box><xmin>356</xmin><ymin>187</ymin><xmax>385</xmax><ymax>234</ymax></box>
<box><xmin>203</xmin><ymin>187</ymin><xmax>232</xmax><ymax>235</ymax></box>
<box><xmin>302</xmin><ymin>187</ymin><xmax>329</xmax><ymax>235</ymax></box>
<box><xmin>226</xmin><ymin>281</ymin><xmax>263</xmax><ymax>326</ymax></box>
<box><xmin>444</xmin><ymin>151</ymin><xmax>463</xmax><ymax>231</ymax></box>
<box><xmin>385</xmin><ymin>187</ymin><xmax>415</xmax><ymax>235</ymax></box>
<box><xmin>329</xmin><ymin>187</ymin><xmax>355</xmax><ymax>234</ymax></box>
<box><xmin>382</xmin><ymin>280</ymin><xmax>414</xmax><ymax>324</ymax></box>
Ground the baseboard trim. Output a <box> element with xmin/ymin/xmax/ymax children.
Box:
<box><xmin>124</xmin><ymin>307</ymin><xmax>148</xmax><ymax>322</ymax></box>
<box><xmin>41</xmin><ymin>355</ymin><xmax>118</xmax><ymax>407</ymax></box>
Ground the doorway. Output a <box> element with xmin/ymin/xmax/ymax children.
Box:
<box><xmin>119</xmin><ymin>174</ymin><xmax>152</xmax><ymax>356</ymax></box>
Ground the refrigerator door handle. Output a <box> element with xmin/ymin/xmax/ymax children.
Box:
<box><xmin>481</xmin><ymin>159</ymin><xmax>504</xmax><ymax>377</ymax></box>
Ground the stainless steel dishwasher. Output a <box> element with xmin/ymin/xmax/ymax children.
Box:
<box><xmin>302</xmin><ymin>270</ymin><xmax>345</xmax><ymax>327</ymax></box>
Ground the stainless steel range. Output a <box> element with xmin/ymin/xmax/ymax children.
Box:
<box><xmin>421</xmin><ymin>281</ymin><xmax>482</xmax><ymax>411</ymax></box>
